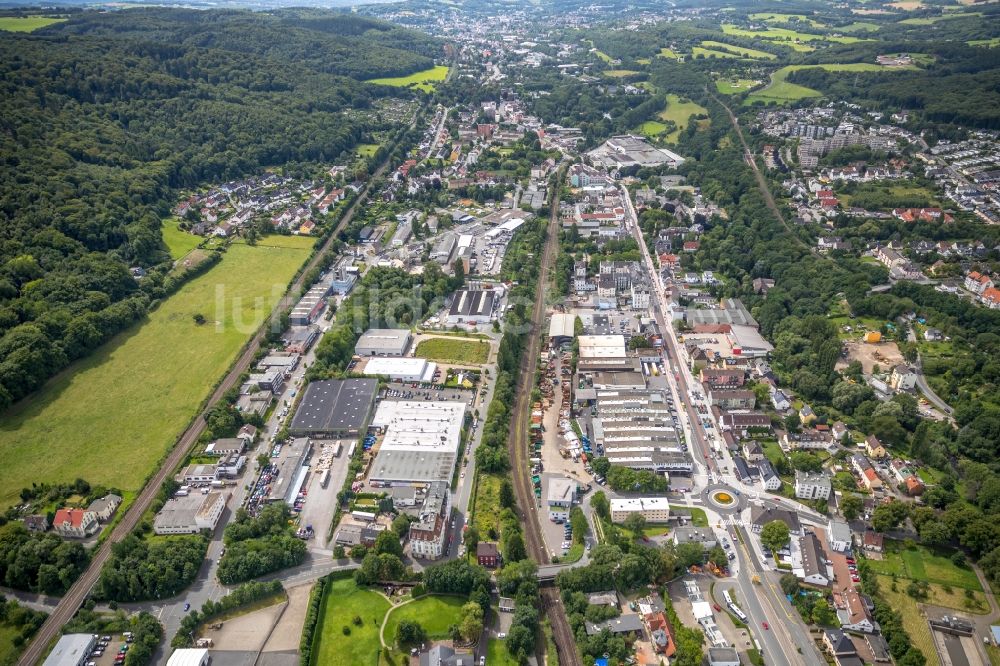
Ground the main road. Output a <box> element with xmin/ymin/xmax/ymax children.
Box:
<box><xmin>16</xmin><ymin>105</ymin><xmax>432</xmax><ymax>666</ymax></box>
<box><xmin>620</xmin><ymin>185</ymin><xmax>823</xmax><ymax>666</ymax></box>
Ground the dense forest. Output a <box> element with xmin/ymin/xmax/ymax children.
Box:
<box><xmin>0</xmin><ymin>9</ymin><xmax>441</xmax><ymax>409</ymax></box>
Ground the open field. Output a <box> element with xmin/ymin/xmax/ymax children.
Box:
<box><xmin>603</xmin><ymin>69</ymin><xmax>640</xmax><ymax>77</ymax></box>
<box><xmin>838</xmin><ymin>21</ymin><xmax>881</xmax><ymax>32</ymax></box>
<box><xmin>416</xmin><ymin>337</ymin><xmax>490</xmax><ymax>365</ymax></box>
<box><xmin>0</xmin><ymin>241</ymin><xmax>311</xmax><ymax>508</ymax></box>
<box><xmin>889</xmin><ymin>0</ymin><xmax>924</xmax><ymax>9</ymax></box>
<box><xmin>367</xmin><ymin>65</ymin><xmax>449</xmax><ymax>93</ymax></box>
<box><xmin>383</xmin><ymin>595</ymin><xmax>465</xmax><ymax>643</ymax></box>
<box><xmin>868</xmin><ymin>541</ymin><xmax>984</xmax><ymax>591</ymax></box>
<box><xmin>0</xmin><ymin>16</ymin><xmax>66</xmax><ymax>31</ymax></box>
<box><xmin>657</xmin><ymin>47</ymin><xmax>682</xmax><ymax>60</ymax></box>
<box><xmin>716</xmin><ymin>78</ymin><xmax>763</xmax><ymax>95</ymax></box>
<box><xmin>355</xmin><ymin>143</ymin><xmax>380</xmax><ymax>158</ymax></box>
<box><xmin>311</xmin><ymin>578</ymin><xmax>389</xmax><ymax>666</ymax></box>
<box><xmin>473</xmin><ymin>474</ymin><xmax>502</xmax><ymax>536</ymax></box>
<box><xmin>722</xmin><ymin>23</ymin><xmax>866</xmax><ymax>45</ymax></box>
<box><xmin>161</xmin><ymin>219</ymin><xmax>202</xmax><ymax>260</ymax></box>
<box><xmin>701</xmin><ymin>41</ymin><xmax>777</xmax><ymax>59</ymax></box>
<box><xmin>875</xmin><ymin>575</ymin><xmax>940</xmax><ymax>665</ymax></box>
<box><xmin>636</xmin><ymin>120</ymin><xmax>669</xmax><ymax>137</ymax></box>
<box><xmin>749</xmin><ymin>12</ymin><xmax>825</xmax><ymax>28</ymax></box>
<box><xmin>659</xmin><ymin>94</ymin><xmax>707</xmax><ymax>142</ymax></box>
<box><xmin>487</xmin><ymin>639</ymin><xmax>519</xmax><ymax>666</ymax></box>
<box><xmin>0</xmin><ymin>624</ymin><xmax>22</xmax><ymax>666</ymax></box>
<box><xmin>969</xmin><ymin>37</ymin><xmax>1000</xmax><ymax>47</ymax></box>
<box><xmin>900</xmin><ymin>11</ymin><xmax>979</xmax><ymax>24</ymax></box>
<box><xmin>745</xmin><ymin>63</ymin><xmax>891</xmax><ymax>105</ymax></box>
<box><xmin>692</xmin><ymin>47</ymin><xmax>742</xmax><ymax>59</ymax></box>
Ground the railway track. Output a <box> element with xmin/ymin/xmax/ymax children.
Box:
<box><xmin>505</xmin><ymin>166</ymin><xmax>581</xmax><ymax>666</ymax></box>
<box><xmin>16</xmin><ymin>113</ymin><xmax>421</xmax><ymax>666</ymax></box>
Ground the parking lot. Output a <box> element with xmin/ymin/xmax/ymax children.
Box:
<box><xmin>81</xmin><ymin>633</ymin><xmax>135</xmax><ymax>666</ymax></box>
<box><xmin>297</xmin><ymin>438</ymin><xmax>353</xmax><ymax>545</ymax></box>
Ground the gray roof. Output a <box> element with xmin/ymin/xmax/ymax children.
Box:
<box><xmin>449</xmin><ymin>289</ymin><xmax>495</xmax><ymax>317</ymax></box>
<box><xmin>419</xmin><ymin>646</ymin><xmax>475</xmax><ymax>666</ymax></box>
<box><xmin>369</xmin><ymin>449</ymin><xmax>456</xmax><ymax>484</ymax></box>
<box><xmin>751</xmin><ymin>506</ymin><xmax>801</xmax><ymax>533</ymax></box>
<box><xmin>585</xmin><ymin>613</ymin><xmax>643</xmax><ymax>635</ymax></box>
<box><xmin>43</xmin><ymin>634</ymin><xmax>95</xmax><ymax>666</ymax></box>
<box><xmin>290</xmin><ymin>379</ymin><xmax>377</xmax><ymax>435</ymax></box>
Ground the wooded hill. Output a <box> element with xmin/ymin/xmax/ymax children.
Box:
<box><xmin>0</xmin><ymin>9</ymin><xmax>441</xmax><ymax>409</ymax></box>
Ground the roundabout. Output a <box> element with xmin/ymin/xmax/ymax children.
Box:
<box><xmin>701</xmin><ymin>483</ymin><xmax>748</xmax><ymax>515</ymax></box>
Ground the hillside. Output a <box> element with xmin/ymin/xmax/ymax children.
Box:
<box><xmin>0</xmin><ymin>8</ymin><xmax>442</xmax><ymax>409</ymax></box>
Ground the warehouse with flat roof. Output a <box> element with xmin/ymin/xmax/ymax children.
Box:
<box><xmin>362</xmin><ymin>357</ymin><xmax>437</xmax><ymax>382</ymax></box>
<box><xmin>368</xmin><ymin>401</ymin><xmax>466</xmax><ymax>485</ymax></box>
<box><xmin>43</xmin><ymin>634</ymin><xmax>96</xmax><ymax>666</ymax></box>
<box><xmin>446</xmin><ymin>289</ymin><xmax>497</xmax><ymax>325</ymax></box>
<box><xmin>548</xmin><ymin>313</ymin><xmax>578</xmax><ymax>344</ymax></box>
<box><xmin>355</xmin><ymin>328</ymin><xmax>413</xmax><ymax>356</ymax></box>
<box><xmin>289</xmin><ymin>378</ymin><xmax>378</xmax><ymax>437</ymax></box>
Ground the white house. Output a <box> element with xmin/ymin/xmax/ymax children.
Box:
<box><xmin>547</xmin><ymin>478</ymin><xmax>576</xmax><ymax>521</ymax></box>
<box><xmin>795</xmin><ymin>471</ymin><xmax>832</xmax><ymax>500</ymax></box>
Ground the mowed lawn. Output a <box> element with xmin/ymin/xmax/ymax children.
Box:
<box><xmin>161</xmin><ymin>219</ymin><xmax>202</xmax><ymax>260</ymax></box>
<box><xmin>875</xmin><ymin>575</ymin><xmax>939</xmax><ymax>664</ymax></box>
<box><xmin>416</xmin><ymin>337</ymin><xmax>490</xmax><ymax>365</ymax></box>
<box><xmin>367</xmin><ymin>65</ymin><xmax>449</xmax><ymax>93</ymax></box>
<box><xmin>635</xmin><ymin>120</ymin><xmax>668</xmax><ymax>137</ymax></box>
<box><xmin>0</xmin><ymin>16</ymin><xmax>66</xmax><ymax>32</ymax></box>
<box><xmin>716</xmin><ymin>78</ymin><xmax>762</xmax><ymax>95</ymax></box>
<box><xmin>312</xmin><ymin>578</ymin><xmax>389</xmax><ymax>666</ymax></box>
<box><xmin>383</xmin><ymin>595</ymin><xmax>465</xmax><ymax>643</ymax></box>
<box><xmin>867</xmin><ymin>540</ymin><xmax>983</xmax><ymax>591</ymax></box>
<box><xmin>0</xmin><ymin>240</ymin><xmax>312</xmax><ymax>508</ymax></box>
<box><xmin>487</xmin><ymin>639</ymin><xmax>519</xmax><ymax>666</ymax></box>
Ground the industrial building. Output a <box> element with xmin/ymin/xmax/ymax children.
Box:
<box><xmin>289</xmin><ymin>378</ymin><xmax>378</xmax><ymax>438</ymax></box>
<box><xmin>610</xmin><ymin>497</ymin><xmax>671</xmax><ymax>523</ymax></box>
<box><xmin>42</xmin><ymin>634</ymin><xmax>96</xmax><ymax>666</ymax></box>
<box><xmin>547</xmin><ymin>477</ymin><xmax>577</xmax><ymax>521</ymax></box>
<box><xmin>290</xmin><ymin>283</ymin><xmax>328</xmax><ymax>326</ymax></box>
<box><xmin>362</xmin><ymin>357</ymin><xmax>437</xmax><ymax>382</ymax></box>
<box><xmin>153</xmin><ymin>491</ymin><xmax>227</xmax><ymax>535</ymax></box>
<box><xmin>592</xmin><ymin>388</ymin><xmax>692</xmax><ymax>474</ymax></box>
<box><xmin>548</xmin><ymin>312</ymin><xmax>578</xmax><ymax>345</ymax></box>
<box><xmin>266</xmin><ymin>437</ymin><xmax>313</xmax><ymax>504</ymax></box>
<box><xmin>355</xmin><ymin>328</ymin><xmax>413</xmax><ymax>357</ymax></box>
<box><xmin>368</xmin><ymin>401</ymin><xmax>466</xmax><ymax>485</ymax></box>
<box><xmin>446</xmin><ymin>288</ymin><xmax>497</xmax><ymax>325</ymax></box>
<box><xmin>166</xmin><ymin>649</ymin><xmax>210</xmax><ymax>666</ymax></box>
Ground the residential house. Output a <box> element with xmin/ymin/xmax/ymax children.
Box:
<box><xmin>832</xmin><ymin>422</ymin><xmax>849</xmax><ymax>442</ymax></box>
<box><xmin>52</xmin><ymin>508</ymin><xmax>100</xmax><ymax>539</ymax></box>
<box><xmin>700</xmin><ymin>368</ymin><xmax>745</xmax><ymax>389</ymax></box>
<box><xmin>743</xmin><ymin>440</ymin><xmax>765</xmax><ymax>464</ymax></box>
<box><xmin>905</xmin><ymin>475</ymin><xmax>925</xmax><ymax>496</ymax></box>
<box><xmin>982</xmin><ymin>287</ymin><xmax>1000</xmax><ymax>310</ymax></box>
<box><xmin>783</xmin><ymin>429</ymin><xmax>833</xmax><ymax>451</ymax></box>
<box><xmin>828</xmin><ymin>520</ymin><xmax>853</xmax><ymax>553</ymax></box>
<box><xmin>770</xmin><ymin>387</ymin><xmax>791</xmax><ymax>411</ymax></box>
<box><xmin>758</xmin><ymin>459</ymin><xmax>782</xmax><ymax>491</ymax></box>
<box><xmin>750</xmin><ymin>506</ymin><xmax>801</xmax><ymax>535</ymax></box>
<box><xmin>852</xmin><ymin>455</ymin><xmax>882</xmax><ymax>491</ymax></box>
<box><xmin>720</xmin><ymin>412</ymin><xmax>772</xmax><ymax>437</ymax></box>
<box><xmin>823</xmin><ymin>629</ymin><xmax>857</xmax><ymax>660</ymax></box>
<box><xmin>418</xmin><ymin>646</ymin><xmax>475</xmax><ymax>666</ymax></box>
<box><xmin>862</xmin><ymin>530</ymin><xmax>884</xmax><ymax>553</ymax></box>
<box><xmin>672</xmin><ymin>526</ymin><xmax>718</xmax><ymax>548</ymax></box>
<box><xmin>798</xmin><ymin>532</ymin><xmax>831</xmax><ymax>587</ymax></box>
<box><xmin>23</xmin><ymin>515</ymin><xmax>48</xmax><ymax>533</ymax></box>
<box><xmin>965</xmin><ymin>271</ymin><xmax>994</xmax><ymax>295</ymax></box>
<box><xmin>477</xmin><ymin>542</ymin><xmax>500</xmax><ymax>568</ymax></box>
<box><xmin>795</xmin><ymin>471</ymin><xmax>832</xmax><ymax>500</ymax></box>
<box><xmin>799</xmin><ymin>404</ymin><xmax>817</xmax><ymax>425</ymax></box>
<box><xmin>864</xmin><ymin>436</ymin><xmax>887</xmax><ymax>460</ymax></box>
<box><xmin>87</xmin><ymin>494</ymin><xmax>122</xmax><ymax>522</ymax></box>
<box><xmin>839</xmin><ymin>588</ymin><xmax>877</xmax><ymax>633</ymax></box>
<box><xmin>889</xmin><ymin>364</ymin><xmax>916</xmax><ymax>391</ymax></box>
<box><xmin>708</xmin><ymin>389</ymin><xmax>755</xmax><ymax>410</ymax></box>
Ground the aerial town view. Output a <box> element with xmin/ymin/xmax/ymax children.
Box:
<box><xmin>1</xmin><ymin>1</ymin><xmax>1000</xmax><ymax>666</ymax></box>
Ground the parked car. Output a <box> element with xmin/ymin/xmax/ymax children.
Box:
<box><xmin>762</xmin><ymin>622</ymin><xmax>769</xmax><ymax>630</ymax></box>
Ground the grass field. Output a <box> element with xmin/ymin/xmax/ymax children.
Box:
<box><xmin>0</xmin><ymin>240</ymin><xmax>312</xmax><ymax>508</ymax></box>
<box><xmin>355</xmin><ymin>143</ymin><xmax>380</xmax><ymax>158</ymax></box>
<box><xmin>0</xmin><ymin>624</ymin><xmax>22</xmax><ymax>666</ymax></box>
<box><xmin>716</xmin><ymin>78</ymin><xmax>762</xmax><ymax>95</ymax></box>
<box><xmin>487</xmin><ymin>639</ymin><xmax>519</xmax><ymax>666</ymax></box>
<box><xmin>367</xmin><ymin>65</ymin><xmax>449</xmax><ymax>93</ymax></box>
<box><xmin>593</xmin><ymin>49</ymin><xmax>614</xmax><ymax>63</ymax></box>
<box><xmin>745</xmin><ymin>63</ymin><xmax>888</xmax><ymax>105</ymax></box>
<box><xmin>311</xmin><ymin>578</ymin><xmax>389</xmax><ymax>666</ymax></box>
<box><xmin>657</xmin><ymin>47</ymin><xmax>682</xmax><ymax>60</ymax></box>
<box><xmin>659</xmin><ymin>94</ymin><xmax>707</xmax><ymax>142</ymax></box>
<box><xmin>692</xmin><ymin>47</ymin><xmax>742</xmax><ymax>59</ymax></box>
<box><xmin>383</xmin><ymin>595</ymin><xmax>465</xmax><ymax>643</ymax></box>
<box><xmin>0</xmin><ymin>16</ymin><xmax>66</xmax><ymax>31</ymax></box>
<box><xmin>636</xmin><ymin>58</ymin><xmax>651</xmax><ymax>65</ymax></box>
<box><xmin>701</xmin><ymin>41</ymin><xmax>777</xmax><ymax>59</ymax></box>
<box><xmin>603</xmin><ymin>69</ymin><xmax>640</xmax><ymax>77</ymax></box>
<box><xmin>722</xmin><ymin>23</ymin><xmax>866</xmax><ymax>45</ymax></box>
<box><xmin>875</xmin><ymin>575</ymin><xmax>939</xmax><ymax>664</ymax></box>
<box><xmin>867</xmin><ymin>541</ymin><xmax>983</xmax><ymax>591</ymax></box>
<box><xmin>161</xmin><ymin>219</ymin><xmax>202</xmax><ymax>260</ymax></box>
<box><xmin>900</xmin><ymin>11</ymin><xmax>979</xmax><ymax>24</ymax></box>
<box><xmin>838</xmin><ymin>21</ymin><xmax>880</xmax><ymax>32</ymax></box>
<box><xmin>636</xmin><ymin>120</ymin><xmax>669</xmax><ymax>137</ymax></box>
<box><xmin>749</xmin><ymin>12</ymin><xmax>825</xmax><ymax>28</ymax></box>
<box><xmin>969</xmin><ymin>37</ymin><xmax>1000</xmax><ymax>48</ymax></box>
<box><xmin>415</xmin><ymin>337</ymin><xmax>490</xmax><ymax>365</ymax></box>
